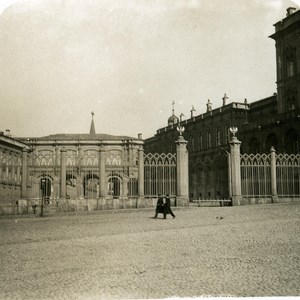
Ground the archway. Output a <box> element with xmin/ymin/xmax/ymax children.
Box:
<box><xmin>83</xmin><ymin>173</ymin><xmax>99</xmax><ymax>199</ymax></box>
<box><xmin>249</xmin><ymin>137</ymin><xmax>260</xmax><ymax>154</ymax></box>
<box><xmin>66</xmin><ymin>173</ymin><xmax>77</xmax><ymax>199</ymax></box>
<box><xmin>108</xmin><ymin>176</ymin><xmax>121</xmax><ymax>198</ymax></box>
<box><xmin>284</xmin><ymin>129</ymin><xmax>299</xmax><ymax>154</ymax></box>
<box><xmin>40</xmin><ymin>176</ymin><xmax>52</xmax><ymax>205</ymax></box>
<box><xmin>265</xmin><ymin>133</ymin><xmax>278</xmax><ymax>152</ymax></box>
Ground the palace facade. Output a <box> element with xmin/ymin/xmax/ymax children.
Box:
<box><xmin>144</xmin><ymin>7</ymin><xmax>300</xmax><ymax>201</ymax></box>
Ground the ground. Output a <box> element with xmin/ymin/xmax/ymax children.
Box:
<box><xmin>0</xmin><ymin>203</ymin><xmax>300</xmax><ymax>299</ymax></box>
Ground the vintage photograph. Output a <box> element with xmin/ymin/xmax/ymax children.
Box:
<box><xmin>0</xmin><ymin>0</ymin><xmax>299</xmax><ymax>299</ymax></box>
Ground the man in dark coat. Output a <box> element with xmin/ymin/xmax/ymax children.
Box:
<box><xmin>163</xmin><ymin>194</ymin><xmax>176</xmax><ymax>219</ymax></box>
<box><xmin>154</xmin><ymin>194</ymin><xmax>164</xmax><ymax>218</ymax></box>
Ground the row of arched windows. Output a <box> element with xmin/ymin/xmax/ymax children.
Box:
<box><xmin>247</xmin><ymin>129</ymin><xmax>299</xmax><ymax>154</ymax></box>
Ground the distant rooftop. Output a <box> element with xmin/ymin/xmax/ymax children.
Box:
<box><xmin>20</xmin><ymin>133</ymin><xmax>140</xmax><ymax>141</ymax></box>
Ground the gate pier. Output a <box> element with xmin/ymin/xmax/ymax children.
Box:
<box><xmin>176</xmin><ymin>131</ymin><xmax>189</xmax><ymax>206</ymax></box>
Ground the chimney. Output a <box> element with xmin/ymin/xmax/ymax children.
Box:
<box><xmin>138</xmin><ymin>133</ymin><xmax>142</xmax><ymax>139</ymax></box>
<box><xmin>286</xmin><ymin>7</ymin><xmax>296</xmax><ymax>16</ymax></box>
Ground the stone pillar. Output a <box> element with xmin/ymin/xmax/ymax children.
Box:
<box><xmin>60</xmin><ymin>148</ymin><xmax>67</xmax><ymax>199</ymax></box>
<box><xmin>77</xmin><ymin>146</ymin><xmax>84</xmax><ymax>199</ymax></box>
<box><xmin>138</xmin><ymin>147</ymin><xmax>144</xmax><ymax>198</ymax></box>
<box><xmin>229</xmin><ymin>135</ymin><xmax>242</xmax><ymax>205</ymax></box>
<box><xmin>21</xmin><ymin>148</ymin><xmax>28</xmax><ymax>199</ymax></box>
<box><xmin>99</xmin><ymin>148</ymin><xmax>106</xmax><ymax>197</ymax></box>
<box><xmin>227</xmin><ymin>153</ymin><xmax>232</xmax><ymax>199</ymax></box>
<box><xmin>176</xmin><ymin>134</ymin><xmax>189</xmax><ymax>206</ymax></box>
<box><xmin>270</xmin><ymin>147</ymin><xmax>278</xmax><ymax>203</ymax></box>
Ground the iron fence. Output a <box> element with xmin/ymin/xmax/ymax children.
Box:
<box><xmin>144</xmin><ymin>153</ymin><xmax>176</xmax><ymax>197</ymax></box>
<box><xmin>276</xmin><ymin>153</ymin><xmax>300</xmax><ymax>197</ymax></box>
<box><xmin>240</xmin><ymin>150</ymin><xmax>300</xmax><ymax>198</ymax></box>
<box><xmin>241</xmin><ymin>153</ymin><xmax>272</xmax><ymax>197</ymax></box>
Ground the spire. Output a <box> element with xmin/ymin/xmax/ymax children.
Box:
<box><xmin>168</xmin><ymin>100</ymin><xmax>179</xmax><ymax>126</ymax></box>
<box><xmin>90</xmin><ymin>111</ymin><xmax>96</xmax><ymax>134</ymax></box>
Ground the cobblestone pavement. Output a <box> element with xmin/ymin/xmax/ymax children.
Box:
<box><xmin>0</xmin><ymin>203</ymin><xmax>300</xmax><ymax>299</ymax></box>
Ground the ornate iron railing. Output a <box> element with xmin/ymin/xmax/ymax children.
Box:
<box><xmin>240</xmin><ymin>153</ymin><xmax>271</xmax><ymax>197</ymax></box>
<box><xmin>240</xmin><ymin>151</ymin><xmax>300</xmax><ymax>198</ymax></box>
<box><xmin>276</xmin><ymin>153</ymin><xmax>300</xmax><ymax>197</ymax></box>
<box><xmin>144</xmin><ymin>153</ymin><xmax>176</xmax><ymax>197</ymax></box>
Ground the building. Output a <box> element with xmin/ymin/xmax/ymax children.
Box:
<box><xmin>0</xmin><ymin>116</ymin><xmax>146</xmax><ymax>214</ymax></box>
<box><xmin>0</xmin><ymin>7</ymin><xmax>299</xmax><ymax>213</ymax></box>
<box><xmin>144</xmin><ymin>7</ymin><xmax>300</xmax><ymax>201</ymax></box>
<box><xmin>0</xmin><ymin>130</ymin><xmax>29</xmax><ymax>212</ymax></box>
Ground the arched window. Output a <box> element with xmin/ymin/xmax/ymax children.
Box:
<box><xmin>284</xmin><ymin>47</ymin><xmax>297</xmax><ymax>78</ymax></box>
<box><xmin>207</xmin><ymin>131</ymin><xmax>211</xmax><ymax>148</ymax></box>
<box><xmin>284</xmin><ymin>129</ymin><xmax>299</xmax><ymax>154</ymax></box>
<box><xmin>265</xmin><ymin>133</ymin><xmax>278</xmax><ymax>152</ymax></box>
<box><xmin>288</xmin><ymin>96</ymin><xmax>296</xmax><ymax>111</ymax></box>
<box><xmin>249</xmin><ymin>138</ymin><xmax>260</xmax><ymax>154</ymax></box>
<box><xmin>83</xmin><ymin>173</ymin><xmax>99</xmax><ymax>198</ymax></box>
<box><xmin>109</xmin><ymin>176</ymin><xmax>121</xmax><ymax>197</ymax></box>
<box><xmin>198</xmin><ymin>133</ymin><xmax>203</xmax><ymax>150</ymax></box>
<box><xmin>287</xmin><ymin>55</ymin><xmax>296</xmax><ymax>77</ymax></box>
<box><xmin>216</xmin><ymin>128</ymin><xmax>221</xmax><ymax>146</ymax></box>
<box><xmin>40</xmin><ymin>177</ymin><xmax>52</xmax><ymax>204</ymax></box>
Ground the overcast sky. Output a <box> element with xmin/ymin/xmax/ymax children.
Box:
<box><xmin>0</xmin><ymin>0</ymin><xmax>299</xmax><ymax>139</ymax></box>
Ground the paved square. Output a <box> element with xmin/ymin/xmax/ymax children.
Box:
<box><xmin>1</xmin><ymin>203</ymin><xmax>300</xmax><ymax>299</ymax></box>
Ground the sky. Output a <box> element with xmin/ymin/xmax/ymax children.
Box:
<box><xmin>0</xmin><ymin>0</ymin><xmax>299</xmax><ymax>139</ymax></box>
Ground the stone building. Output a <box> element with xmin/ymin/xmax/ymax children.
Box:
<box><xmin>144</xmin><ymin>7</ymin><xmax>300</xmax><ymax>201</ymax></box>
<box><xmin>0</xmin><ymin>130</ymin><xmax>29</xmax><ymax>213</ymax></box>
<box><xmin>0</xmin><ymin>116</ymin><xmax>146</xmax><ymax>214</ymax></box>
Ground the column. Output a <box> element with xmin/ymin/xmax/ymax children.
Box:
<box><xmin>270</xmin><ymin>147</ymin><xmax>278</xmax><ymax>203</ymax></box>
<box><xmin>99</xmin><ymin>148</ymin><xmax>106</xmax><ymax>198</ymax></box>
<box><xmin>21</xmin><ymin>148</ymin><xmax>28</xmax><ymax>199</ymax></box>
<box><xmin>229</xmin><ymin>135</ymin><xmax>242</xmax><ymax>205</ymax></box>
<box><xmin>176</xmin><ymin>134</ymin><xmax>189</xmax><ymax>206</ymax></box>
<box><xmin>138</xmin><ymin>146</ymin><xmax>144</xmax><ymax>197</ymax></box>
<box><xmin>227</xmin><ymin>153</ymin><xmax>232</xmax><ymax>199</ymax></box>
<box><xmin>60</xmin><ymin>148</ymin><xmax>67</xmax><ymax>199</ymax></box>
<box><xmin>77</xmin><ymin>145</ymin><xmax>84</xmax><ymax>199</ymax></box>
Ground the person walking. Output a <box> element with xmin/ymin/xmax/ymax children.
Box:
<box><xmin>154</xmin><ymin>194</ymin><xmax>164</xmax><ymax>218</ymax></box>
<box><xmin>163</xmin><ymin>194</ymin><xmax>176</xmax><ymax>219</ymax></box>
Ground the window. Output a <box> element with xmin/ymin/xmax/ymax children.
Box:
<box><xmin>216</xmin><ymin>129</ymin><xmax>221</xmax><ymax>146</ymax></box>
<box><xmin>288</xmin><ymin>96</ymin><xmax>296</xmax><ymax>111</ymax></box>
<box><xmin>190</xmin><ymin>137</ymin><xmax>195</xmax><ymax>152</ymax></box>
<box><xmin>198</xmin><ymin>134</ymin><xmax>203</xmax><ymax>150</ymax></box>
<box><xmin>287</xmin><ymin>56</ymin><xmax>296</xmax><ymax>77</ymax></box>
<box><xmin>224</xmin><ymin>127</ymin><xmax>229</xmax><ymax>144</ymax></box>
<box><xmin>284</xmin><ymin>47</ymin><xmax>297</xmax><ymax>78</ymax></box>
<box><xmin>207</xmin><ymin>131</ymin><xmax>211</xmax><ymax>148</ymax></box>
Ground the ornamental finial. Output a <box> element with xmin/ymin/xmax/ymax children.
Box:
<box><xmin>177</xmin><ymin>124</ymin><xmax>185</xmax><ymax>136</ymax></box>
<box><xmin>229</xmin><ymin>127</ymin><xmax>238</xmax><ymax>137</ymax></box>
